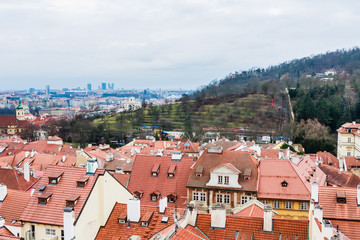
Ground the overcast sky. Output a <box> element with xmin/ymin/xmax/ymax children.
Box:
<box><xmin>0</xmin><ymin>0</ymin><xmax>359</xmax><ymax>91</ymax></box>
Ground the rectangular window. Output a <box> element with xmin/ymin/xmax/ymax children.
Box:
<box><xmin>262</xmin><ymin>200</ymin><xmax>268</xmax><ymax>205</ymax></box>
<box><xmin>274</xmin><ymin>200</ymin><xmax>280</xmax><ymax>209</ymax></box>
<box><xmin>285</xmin><ymin>201</ymin><xmax>292</xmax><ymax>209</ymax></box>
<box><xmin>224</xmin><ymin>176</ymin><xmax>229</xmax><ymax>185</ymax></box>
<box><xmin>218</xmin><ymin>176</ymin><xmax>223</xmax><ymax>184</ymax></box>
<box><xmin>301</xmin><ymin>202</ymin><xmax>307</xmax><ymax>210</ymax></box>
<box><xmin>193</xmin><ymin>192</ymin><xmax>199</xmax><ymax>201</ymax></box>
<box><xmin>61</xmin><ymin>230</ymin><xmax>64</xmax><ymax>240</ymax></box>
<box><xmin>224</xmin><ymin>194</ymin><xmax>230</xmax><ymax>204</ymax></box>
<box><xmin>347</xmin><ymin>152</ymin><xmax>351</xmax><ymax>156</ymax></box>
<box><xmin>200</xmin><ymin>193</ymin><xmax>206</xmax><ymax>202</ymax></box>
<box><xmin>45</xmin><ymin>228</ymin><xmax>56</xmax><ymax>236</ymax></box>
<box><xmin>216</xmin><ymin>194</ymin><xmax>223</xmax><ymax>203</ymax></box>
<box><xmin>348</xmin><ymin>137</ymin><xmax>352</xmax><ymax>143</ymax></box>
<box><xmin>241</xmin><ymin>196</ymin><xmax>248</xmax><ymax>205</ymax></box>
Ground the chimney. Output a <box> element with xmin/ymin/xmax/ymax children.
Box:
<box><xmin>115</xmin><ymin>168</ymin><xmax>124</xmax><ymax>174</ymax></box>
<box><xmin>0</xmin><ymin>217</ymin><xmax>4</xmax><ymax>228</ymax></box>
<box><xmin>278</xmin><ymin>150</ymin><xmax>284</xmax><ymax>159</ymax></box>
<box><xmin>61</xmin><ymin>156</ymin><xmax>66</xmax><ymax>163</ymax></box>
<box><xmin>343</xmin><ymin>158</ymin><xmax>348</xmax><ymax>171</ymax></box>
<box><xmin>88</xmin><ymin>143</ymin><xmax>92</xmax><ymax>149</ymax></box>
<box><xmin>323</xmin><ymin>220</ymin><xmax>333</xmax><ymax>240</ymax></box>
<box><xmin>25</xmin><ymin>151</ymin><xmax>30</xmax><ymax>158</ymax></box>
<box><xmin>31</xmin><ymin>187</ymin><xmax>36</xmax><ymax>197</ymax></box>
<box><xmin>210</xmin><ymin>204</ymin><xmax>226</xmax><ymax>228</ymax></box>
<box><xmin>159</xmin><ymin>197</ymin><xmax>167</xmax><ymax>213</ymax></box>
<box><xmin>0</xmin><ymin>184</ymin><xmax>7</xmax><ymax>202</ymax></box>
<box><xmin>86</xmin><ymin>159</ymin><xmax>98</xmax><ymax>175</ymax></box>
<box><xmin>286</xmin><ymin>148</ymin><xmax>290</xmax><ymax>159</ymax></box>
<box><xmin>63</xmin><ymin>206</ymin><xmax>75</xmax><ymax>240</ymax></box>
<box><xmin>263</xmin><ymin>204</ymin><xmax>273</xmax><ymax>232</ymax></box>
<box><xmin>357</xmin><ymin>185</ymin><xmax>360</xmax><ymax>206</ymax></box>
<box><xmin>24</xmin><ymin>162</ymin><xmax>30</xmax><ymax>182</ymax></box>
<box><xmin>58</xmin><ymin>145</ymin><xmax>62</xmax><ymax>152</ymax></box>
<box><xmin>314</xmin><ymin>204</ymin><xmax>323</xmax><ymax>223</ymax></box>
<box><xmin>311</xmin><ymin>182</ymin><xmax>319</xmax><ymax>203</ymax></box>
<box><xmin>30</xmin><ymin>150</ymin><xmax>35</xmax><ymax>158</ymax></box>
<box><xmin>353</xmin><ymin>121</ymin><xmax>356</xmax><ymax>125</ymax></box>
<box><xmin>127</xmin><ymin>199</ymin><xmax>141</xmax><ymax>222</ymax></box>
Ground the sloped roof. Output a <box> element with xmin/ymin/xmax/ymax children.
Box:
<box><xmin>320</xmin><ymin>164</ymin><xmax>360</xmax><ymax>187</ymax></box>
<box><xmin>20</xmin><ymin>165</ymin><xmax>105</xmax><ymax>226</ymax></box>
<box><xmin>0</xmin><ymin>189</ymin><xmax>31</xmax><ymax>226</ymax></box>
<box><xmin>330</xmin><ymin>220</ymin><xmax>360</xmax><ymax>240</ymax></box>
<box><xmin>293</xmin><ymin>156</ymin><xmax>326</xmax><ymax>191</ymax></box>
<box><xmin>345</xmin><ymin>157</ymin><xmax>360</xmax><ymax>169</ymax></box>
<box><xmin>95</xmin><ymin>203</ymin><xmax>185</xmax><ymax>240</ymax></box>
<box><xmin>195</xmin><ymin>213</ymin><xmax>308</xmax><ymax>240</ymax></box>
<box><xmin>187</xmin><ymin>150</ymin><xmax>258</xmax><ymax>192</ymax></box>
<box><xmin>171</xmin><ymin>227</ymin><xmax>206</xmax><ymax>240</ymax></box>
<box><xmin>127</xmin><ymin>155</ymin><xmax>194</xmax><ymax>208</ymax></box>
<box><xmin>233</xmin><ymin>204</ymin><xmax>264</xmax><ymax>218</ymax></box>
<box><xmin>258</xmin><ymin>159</ymin><xmax>310</xmax><ymax>200</ymax></box>
<box><xmin>0</xmin><ymin>168</ymin><xmax>38</xmax><ymax>191</ymax></box>
<box><xmin>319</xmin><ymin>186</ymin><xmax>360</xmax><ymax>221</ymax></box>
<box><xmin>317</xmin><ymin>152</ymin><xmax>339</xmax><ymax>168</ymax></box>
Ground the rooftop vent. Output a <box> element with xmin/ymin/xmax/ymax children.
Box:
<box><xmin>118</xmin><ymin>212</ymin><xmax>127</xmax><ymax>224</ymax></box>
<box><xmin>48</xmin><ymin>172</ymin><xmax>64</xmax><ymax>185</ymax></box>
<box><xmin>195</xmin><ymin>166</ymin><xmax>203</xmax><ymax>178</ymax></box>
<box><xmin>65</xmin><ymin>195</ymin><xmax>80</xmax><ymax>207</ymax></box>
<box><xmin>39</xmin><ymin>185</ymin><xmax>47</xmax><ymax>192</ymax></box>
<box><xmin>167</xmin><ymin>165</ymin><xmax>176</xmax><ymax>178</ymax></box>
<box><xmin>244</xmin><ymin>168</ymin><xmax>251</xmax><ymax>180</ymax></box>
<box><xmin>207</xmin><ymin>146</ymin><xmax>223</xmax><ymax>154</ymax></box>
<box><xmin>76</xmin><ymin>176</ymin><xmax>89</xmax><ymax>188</ymax></box>
<box><xmin>150</xmin><ymin>191</ymin><xmax>161</xmax><ymax>202</ymax></box>
<box><xmin>336</xmin><ymin>191</ymin><xmax>346</xmax><ymax>204</ymax></box>
<box><xmin>151</xmin><ymin>163</ymin><xmax>160</xmax><ymax>177</ymax></box>
<box><xmin>38</xmin><ymin>192</ymin><xmax>52</xmax><ymax>205</ymax></box>
<box><xmin>161</xmin><ymin>216</ymin><xmax>169</xmax><ymax>223</ymax></box>
<box><xmin>281</xmin><ymin>181</ymin><xmax>288</xmax><ymax>187</ymax></box>
<box><xmin>134</xmin><ymin>190</ymin><xmax>144</xmax><ymax>199</ymax></box>
<box><xmin>141</xmin><ymin>211</ymin><xmax>154</xmax><ymax>227</ymax></box>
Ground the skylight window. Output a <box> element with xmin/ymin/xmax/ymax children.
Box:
<box><xmin>161</xmin><ymin>216</ymin><xmax>169</xmax><ymax>223</ymax></box>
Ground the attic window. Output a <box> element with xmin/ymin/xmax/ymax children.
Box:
<box><xmin>65</xmin><ymin>195</ymin><xmax>80</xmax><ymax>207</ymax></box>
<box><xmin>118</xmin><ymin>212</ymin><xmax>127</xmax><ymax>224</ymax></box>
<box><xmin>195</xmin><ymin>166</ymin><xmax>203</xmax><ymax>178</ymax></box>
<box><xmin>348</xmin><ymin>128</ymin><xmax>351</xmax><ymax>133</ymax></box>
<box><xmin>336</xmin><ymin>191</ymin><xmax>346</xmax><ymax>204</ymax></box>
<box><xmin>244</xmin><ymin>168</ymin><xmax>251</xmax><ymax>180</ymax></box>
<box><xmin>38</xmin><ymin>192</ymin><xmax>52</xmax><ymax>205</ymax></box>
<box><xmin>161</xmin><ymin>216</ymin><xmax>169</xmax><ymax>223</ymax></box>
<box><xmin>168</xmin><ymin>193</ymin><xmax>177</xmax><ymax>203</ymax></box>
<box><xmin>76</xmin><ymin>176</ymin><xmax>89</xmax><ymax>188</ymax></box>
<box><xmin>39</xmin><ymin>185</ymin><xmax>47</xmax><ymax>192</ymax></box>
<box><xmin>281</xmin><ymin>181</ymin><xmax>288</xmax><ymax>187</ymax></box>
<box><xmin>48</xmin><ymin>172</ymin><xmax>64</xmax><ymax>185</ymax></box>
<box><xmin>150</xmin><ymin>191</ymin><xmax>161</xmax><ymax>202</ymax></box>
<box><xmin>141</xmin><ymin>211</ymin><xmax>153</xmax><ymax>227</ymax></box>
<box><xmin>134</xmin><ymin>190</ymin><xmax>144</xmax><ymax>199</ymax></box>
<box><xmin>151</xmin><ymin>163</ymin><xmax>160</xmax><ymax>177</ymax></box>
<box><xmin>168</xmin><ymin>165</ymin><xmax>176</xmax><ymax>178</ymax></box>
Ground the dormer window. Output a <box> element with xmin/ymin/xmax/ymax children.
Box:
<box><xmin>224</xmin><ymin>176</ymin><xmax>229</xmax><ymax>185</ymax></box>
<box><xmin>65</xmin><ymin>195</ymin><xmax>80</xmax><ymax>207</ymax></box>
<box><xmin>141</xmin><ymin>211</ymin><xmax>153</xmax><ymax>227</ymax></box>
<box><xmin>281</xmin><ymin>181</ymin><xmax>288</xmax><ymax>187</ymax></box>
<box><xmin>336</xmin><ymin>191</ymin><xmax>346</xmax><ymax>204</ymax></box>
<box><xmin>168</xmin><ymin>165</ymin><xmax>176</xmax><ymax>178</ymax></box>
<box><xmin>151</xmin><ymin>163</ymin><xmax>160</xmax><ymax>177</ymax></box>
<box><xmin>38</xmin><ymin>192</ymin><xmax>52</xmax><ymax>205</ymax></box>
<box><xmin>348</xmin><ymin>128</ymin><xmax>351</xmax><ymax>133</ymax></box>
<box><xmin>150</xmin><ymin>191</ymin><xmax>160</xmax><ymax>201</ymax></box>
<box><xmin>76</xmin><ymin>176</ymin><xmax>89</xmax><ymax>188</ymax></box>
<box><xmin>48</xmin><ymin>172</ymin><xmax>64</xmax><ymax>185</ymax></box>
<box><xmin>218</xmin><ymin>175</ymin><xmax>223</xmax><ymax>184</ymax></box>
<box><xmin>134</xmin><ymin>190</ymin><xmax>144</xmax><ymax>199</ymax></box>
<box><xmin>118</xmin><ymin>212</ymin><xmax>127</xmax><ymax>224</ymax></box>
<box><xmin>244</xmin><ymin>168</ymin><xmax>251</xmax><ymax>180</ymax></box>
<box><xmin>196</xmin><ymin>166</ymin><xmax>203</xmax><ymax>178</ymax></box>
<box><xmin>168</xmin><ymin>193</ymin><xmax>177</xmax><ymax>203</ymax></box>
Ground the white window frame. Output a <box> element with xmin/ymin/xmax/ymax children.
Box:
<box><xmin>241</xmin><ymin>196</ymin><xmax>248</xmax><ymax>205</ymax></box>
<box><xmin>218</xmin><ymin>175</ymin><xmax>223</xmax><ymax>184</ymax></box>
<box><xmin>347</xmin><ymin>151</ymin><xmax>351</xmax><ymax>156</ymax></box>
<box><xmin>216</xmin><ymin>194</ymin><xmax>223</xmax><ymax>203</ymax></box>
<box><xmin>301</xmin><ymin>201</ymin><xmax>307</xmax><ymax>210</ymax></box>
<box><xmin>193</xmin><ymin>192</ymin><xmax>199</xmax><ymax>201</ymax></box>
<box><xmin>262</xmin><ymin>200</ymin><xmax>268</xmax><ymax>205</ymax></box>
<box><xmin>200</xmin><ymin>192</ymin><xmax>206</xmax><ymax>202</ymax></box>
<box><xmin>224</xmin><ymin>176</ymin><xmax>229</xmax><ymax>185</ymax></box>
<box><xmin>274</xmin><ymin>200</ymin><xmax>280</xmax><ymax>209</ymax></box>
<box><xmin>285</xmin><ymin>201</ymin><xmax>292</xmax><ymax>209</ymax></box>
<box><xmin>45</xmin><ymin>228</ymin><xmax>56</xmax><ymax>236</ymax></box>
<box><xmin>348</xmin><ymin>137</ymin><xmax>352</xmax><ymax>143</ymax></box>
<box><xmin>224</xmin><ymin>194</ymin><xmax>230</xmax><ymax>204</ymax></box>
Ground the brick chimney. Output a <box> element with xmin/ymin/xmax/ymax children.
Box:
<box><xmin>63</xmin><ymin>206</ymin><xmax>75</xmax><ymax>240</ymax></box>
<box><xmin>311</xmin><ymin>182</ymin><xmax>319</xmax><ymax>203</ymax></box>
<box><xmin>0</xmin><ymin>184</ymin><xmax>7</xmax><ymax>202</ymax></box>
<box><xmin>263</xmin><ymin>204</ymin><xmax>273</xmax><ymax>232</ymax></box>
<box><xmin>159</xmin><ymin>197</ymin><xmax>167</xmax><ymax>213</ymax></box>
<box><xmin>127</xmin><ymin>199</ymin><xmax>141</xmax><ymax>222</ymax></box>
<box><xmin>24</xmin><ymin>162</ymin><xmax>30</xmax><ymax>182</ymax></box>
<box><xmin>210</xmin><ymin>204</ymin><xmax>226</xmax><ymax>228</ymax></box>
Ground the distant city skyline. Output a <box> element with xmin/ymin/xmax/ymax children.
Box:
<box><xmin>0</xmin><ymin>0</ymin><xmax>359</xmax><ymax>91</ymax></box>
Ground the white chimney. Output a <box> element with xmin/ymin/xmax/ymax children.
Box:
<box><xmin>31</xmin><ymin>187</ymin><xmax>36</xmax><ymax>197</ymax></box>
<box><xmin>322</xmin><ymin>220</ymin><xmax>333</xmax><ymax>240</ymax></box>
<box><xmin>314</xmin><ymin>204</ymin><xmax>323</xmax><ymax>223</ymax></box>
<box><xmin>24</xmin><ymin>162</ymin><xmax>30</xmax><ymax>182</ymax></box>
<box><xmin>0</xmin><ymin>184</ymin><xmax>7</xmax><ymax>202</ymax></box>
<box><xmin>357</xmin><ymin>185</ymin><xmax>360</xmax><ymax>206</ymax></box>
<box><xmin>88</xmin><ymin>143</ymin><xmax>92</xmax><ymax>149</ymax></box>
<box><xmin>63</xmin><ymin>207</ymin><xmax>75</xmax><ymax>240</ymax></box>
<box><xmin>0</xmin><ymin>217</ymin><xmax>4</xmax><ymax>227</ymax></box>
<box><xmin>286</xmin><ymin>148</ymin><xmax>290</xmax><ymax>159</ymax></box>
<box><xmin>311</xmin><ymin>182</ymin><xmax>319</xmax><ymax>203</ymax></box>
<box><xmin>61</xmin><ymin>156</ymin><xmax>66</xmax><ymax>163</ymax></box>
<box><xmin>30</xmin><ymin>150</ymin><xmax>35</xmax><ymax>158</ymax></box>
<box><xmin>86</xmin><ymin>159</ymin><xmax>98</xmax><ymax>175</ymax></box>
<box><xmin>339</xmin><ymin>157</ymin><xmax>344</xmax><ymax>172</ymax></box>
<box><xmin>278</xmin><ymin>150</ymin><xmax>284</xmax><ymax>159</ymax></box>
<box><xmin>58</xmin><ymin>145</ymin><xmax>62</xmax><ymax>152</ymax></box>
<box><xmin>126</xmin><ymin>158</ymin><xmax>131</xmax><ymax>164</ymax></box>
<box><xmin>210</xmin><ymin>204</ymin><xmax>226</xmax><ymax>228</ymax></box>
<box><xmin>159</xmin><ymin>197</ymin><xmax>167</xmax><ymax>213</ymax></box>
<box><xmin>127</xmin><ymin>199</ymin><xmax>141</xmax><ymax>222</ymax></box>
<box><xmin>25</xmin><ymin>151</ymin><xmax>30</xmax><ymax>158</ymax></box>
<box><xmin>343</xmin><ymin>158</ymin><xmax>348</xmax><ymax>171</ymax></box>
<box><xmin>263</xmin><ymin>204</ymin><xmax>273</xmax><ymax>232</ymax></box>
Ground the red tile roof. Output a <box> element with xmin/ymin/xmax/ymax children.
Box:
<box><xmin>319</xmin><ymin>164</ymin><xmax>360</xmax><ymax>187</ymax></box>
<box><xmin>0</xmin><ymin>189</ymin><xmax>31</xmax><ymax>226</ymax></box>
<box><xmin>187</xmin><ymin>150</ymin><xmax>258</xmax><ymax>192</ymax></box>
<box><xmin>319</xmin><ymin>186</ymin><xmax>360</xmax><ymax>221</ymax></box>
<box><xmin>0</xmin><ymin>169</ymin><xmax>39</xmax><ymax>191</ymax></box>
<box><xmin>344</xmin><ymin>156</ymin><xmax>360</xmax><ymax>169</ymax></box>
<box><xmin>0</xmin><ymin>116</ymin><xmax>28</xmax><ymax>128</ymax></box>
<box><xmin>20</xmin><ymin>165</ymin><xmax>105</xmax><ymax>226</ymax></box>
<box><xmin>95</xmin><ymin>203</ymin><xmax>184</xmax><ymax>240</ymax></box>
<box><xmin>127</xmin><ymin>155</ymin><xmax>194</xmax><ymax>208</ymax></box>
<box><xmin>258</xmin><ymin>159</ymin><xmax>310</xmax><ymax>201</ymax></box>
<box><xmin>171</xmin><ymin>227</ymin><xmax>205</xmax><ymax>240</ymax></box>
<box><xmin>317</xmin><ymin>152</ymin><xmax>339</xmax><ymax>168</ymax></box>
<box><xmin>233</xmin><ymin>204</ymin><xmax>264</xmax><ymax>218</ymax></box>
<box><xmin>330</xmin><ymin>220</ymin><xmax>360</xmax><ymax>240</ymax></box>
<box><xmin>195</xmin><ymin>213</ymin><xmax>308</xmax><ymax>240</ymax></box>
<box><xmin>111</xmin><ymin>173</ymin><xmax>130</xmax><ymax>187</ymax></box>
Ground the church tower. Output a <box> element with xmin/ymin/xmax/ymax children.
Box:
<box><xmin>16</xmin><ymin>99</ymin><xmax>25</xmax><ymax>120</ymax></box>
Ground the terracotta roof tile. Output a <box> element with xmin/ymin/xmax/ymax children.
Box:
<box><xmin>319</xmin><ymin>164</ymin><xmax>360</xmax><ymax>187</ymax></box>
<box><xmin>330</xmin><ymin>220</ymin><xmax>360</xmax><ymax>240</ymax></box>
<box><xmin>171</xmin><ymin>227</ymin><xmax>205</xmax><ymax>240</ymax></box>
<box><xmin>0</xmin><ymin>189</ymin><xmax>31</xmax><ymax>226</ymax></box>
<box><xmin>0</xmin><ymin>169</ymin><xmax>39</xmax><ymax>191</ymax></box>
<box><xmin>20</xmin><ymin>165</ymin><xmax>105</xmax><ymax>226</ymax></box>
